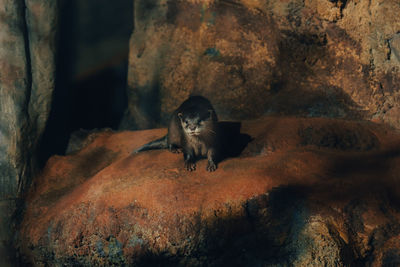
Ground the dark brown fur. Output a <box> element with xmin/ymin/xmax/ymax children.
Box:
<box><xmin>134</xmin><ymin>96</ymin><xmax>219</xmax><ymax>171</ymax></box>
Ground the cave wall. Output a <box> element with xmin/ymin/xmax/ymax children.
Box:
<box><xmin>123</xmin><ymin>0</ymin><xmax>400</xmax><ymax>130</ymax></box>
<box><xmin>0</xmin><ymin>0</ymin><xmax>57</xmax><ymax>265</ymax></box>
<box><xmin>40</xmin><ymin>0</ymin><xmax>133</xmax><ymax>162</ymax></box>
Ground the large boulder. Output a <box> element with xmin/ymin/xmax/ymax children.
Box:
<box><xmin>19</xmin><ymin>116</ymin><xmax>400</xmax><ymax>266</ymax></box>
<box><xmin>123</xmin><ymin>0</ymin><xmax>400</xmax><ymax>129</ymax></box>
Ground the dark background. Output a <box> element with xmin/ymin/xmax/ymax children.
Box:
<box><xmin>39</xmin><ymin>0</ymin><xmax>133</xmax><ymax>165</ymax></box>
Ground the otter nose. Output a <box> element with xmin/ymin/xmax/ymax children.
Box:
<box><xmin>189</xmin><ymin>125</ymin><xmax>196</xmax><ymax>131</ymax></box>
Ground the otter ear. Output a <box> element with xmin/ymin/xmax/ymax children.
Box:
<box><xmin>177</xmin><ymin>112</ymin><xmax>183</xmax><ymax>120</ymax></box>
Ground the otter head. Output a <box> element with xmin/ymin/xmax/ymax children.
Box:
<box><xmin>178</xmin><ymin>110</ymin><xmax>214</xmax><ymax>137</ymax></box>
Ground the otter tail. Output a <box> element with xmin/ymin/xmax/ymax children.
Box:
<box><xmin>133</xmin><ymin>135</ymin><xmax>168</xmax><ymax>153</ymax></box>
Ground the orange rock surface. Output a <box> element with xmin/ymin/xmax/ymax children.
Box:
<box><xmin>19</xmin><ymin>116</ymin><xmax>400</xmax><ymax>266</ymax></box>
<box><xmin>124</xmin><ymin>0</ymin><xmax>400</xmax><ymax>130</ymax></box>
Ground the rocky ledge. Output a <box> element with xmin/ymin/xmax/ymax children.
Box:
<box><xmin>19</xmin><ymin>116</ymin><xmax>400</xmax><ymax>266</ymax></box>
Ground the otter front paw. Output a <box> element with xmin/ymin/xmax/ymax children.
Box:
<box><xmin>206</xmin><ymin>161</ymin><xmax>217</xmax><ymax>172</ymax></box>
<box><xmin>185</xmin><ymin>162</ymin><xmax>196</xmax><ymax>171</ymax></box>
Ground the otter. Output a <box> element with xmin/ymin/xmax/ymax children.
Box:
<box><xmin>134</xmin><ymin>95</ymin><xmax>219</xmax><ymax>172</ymax></box>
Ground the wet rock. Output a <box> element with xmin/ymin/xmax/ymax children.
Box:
<box><xmin>19</xmin><ymin>116</ymin><xmax>400</xmax><ymax>266</ymax></box>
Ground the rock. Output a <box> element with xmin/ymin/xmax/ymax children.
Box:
<box><xmin>0</xmin><ymin>0</ymin><xmax>58</xmax><ymax>200</ymax></box>
<box><xmin>19</xmin><ymin>116</ymin><xmax>400</xmax><ymax>266</ymax></box>
<box><xmin>389</xmin><ymin>33</ymin><xmax>400</xmax><ymax>63</ymax></box>
<box><xmin>0</xmin><ymin>0</ymin><xmax>31</xmax><ymax>201</ymax></box>
<box><xmin>0</xmin><ymin>0</ymin><xmax>57</xmax><ymax>265</ymax></box>
<box><xmin>123</xmin><ymin>0</ymin><xmax>400</xmax><ymax>130</ymax></box>
<box><xmin>25</xmin><ymin>0</ymin><xmax>58</xmax><ymax>141</ymax></box>
<box><xmin>0</xmin><ymin>200</ymin><xmax>17</xmax><ymax>266</ymax></box>
<box><xmin>66</xmin><ymin>128</ymin><xmax>114</xmax><ymax>155</ymax></box>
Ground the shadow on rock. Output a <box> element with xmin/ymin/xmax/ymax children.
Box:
<box><xmin>132</xmin><ymin>187</ymin><xmax>310</xmax><ymax>266</ymax></box>
<box><xmin>217</xmin><ymin>121</ymin><xmax>253</xmax><ymax>162</ymax></box>
<box><xmin>131</xmin><ymin>185</ymin><xmax>359</xmax><ymax>266</ymax></box>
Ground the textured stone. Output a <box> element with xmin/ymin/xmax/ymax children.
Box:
<box><xmin>0</xmin><ymin>200</ymin><xmax>16</xmax><ymax>266</ymax></box>
<box><xmin>0</xmin><ymin>0</ymin><xmax>57</xmax><ymax>198</ymax></box>
<box><xmin>25</xmin><ymin>0</ymin><xmax>58</xmax><ymax>144</ymax></box>
<box><xmin>19</xmin><ymin>116</ymin><xmax>400</xmax><ymax>266</ymax></box>
<box><xmin>389</xmin><ymin>33</ymin><xmax>400</xmax><ymax>63</ymax></box>
<box><xmin>0</xmin><ymin>0</ymin><xmax>30</xmax><ymax>199</ymax></box>
<box><xmin>0</xmin><ymin>0</ymin><xmax>57</xmax><ymax>265</ymax></box>
<box><xmin>123</xmin><ymin>0</ymin><xmax>400</xmax><ymax>130</ymax></box>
